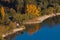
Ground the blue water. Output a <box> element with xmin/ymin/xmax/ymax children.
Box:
<box><xmin>14</xmin><ymin>24</ymin><xmax>60</xmax><ymax>40</ymax></box>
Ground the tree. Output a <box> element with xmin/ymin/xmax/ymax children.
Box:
<box><xmin>47</xmin><ymin>7</ymin><xmax>54</xmax><ymax>14</ymax></box>
<box><xmin>16</xmin><ymin>0</ymin><xmax>24</xmax><ymax>13</ymax></box>
<box><xmin>4</xmin><ymin>13</ymin><xmax>10</xmax><ymax>25</ymax></box>
<box><xmin>26</xmin><ymin>4</ymin><xmax>41</xmax><ymax>17</ymax></box>
<box><xmin>0</xmin><ymin>6</ymin><xmax>5</xmax><ymax>23</ymax></box>
<box><xmin>13</xmin><ymin>13</ymin><xmax>23</xmax><ymax>23</ymax></box>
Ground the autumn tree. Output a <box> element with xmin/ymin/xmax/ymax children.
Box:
<box><xmin>0</xmin><ymin>6</ymin><xmax>5</xmax><ymax>23</ymax></box>
<box><xmin>26</xmin><ymin>4</ymin><xmax>41</xmax><ymax>17</ymax></box>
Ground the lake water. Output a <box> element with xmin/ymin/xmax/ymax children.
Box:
<box><xmin>14</xmin><ymin>24</ymin><xmax>60</xmax><ymax>40</ymax></box>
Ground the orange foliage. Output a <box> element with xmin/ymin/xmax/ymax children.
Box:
<box><xmin>26</xmin><ymin>4</ymin><xmax>40</xmax><ymax>16</ymax></box>
<box><xmin>0</xmin><ymin>6</ymin><xmax>5</xmax><ymax>22</ymax></box>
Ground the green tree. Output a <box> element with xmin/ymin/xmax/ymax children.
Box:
<box><xmin>9</xmin><ymin>8</ymin><xmax>16</xmax><ymax>16</ymax></box>
<box><xmin>47</xmin><ymin>7</ymin><xmax>54</xmax><ymax>14</ymax></box>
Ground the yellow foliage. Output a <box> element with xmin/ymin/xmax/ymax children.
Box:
<box><xmin>26</xmin><ymin>4</ymin><xmax>40</xmax><ymax>17</ymax></box>
<box><xmin>0</xmin><ymin>6</ymin><xmax>5</xmax><ymax>22</ymax></box>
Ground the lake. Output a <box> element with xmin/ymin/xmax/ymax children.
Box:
<box><xmin>14</xmin><ymin>23</ymin><xmax>60</xmax><ymax>40</ymax></box>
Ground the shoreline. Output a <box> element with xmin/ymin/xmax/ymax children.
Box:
<box><xmin>23</xmin><ymin>13</ymin><xmax>60</xmax><ymax>24</ymax></box>
<box><xmin>2</xmin><ymin>13</ymin><xmax>60</xmax><ymax>38</ymax></box>
<box><xmin>2</xmin><ymin>26</ymin><xmax>25</xmax><ymax>38</ymax></box>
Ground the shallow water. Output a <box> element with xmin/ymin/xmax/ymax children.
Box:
<box><xmin>14</xmin><ymin>24</ymin><xmax>60</xmax><ymax>40</ymax></box>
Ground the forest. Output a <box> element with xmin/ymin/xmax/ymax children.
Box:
<box><xmin>0</xmin><ymin>0</ymin><xmax>60</xmax><ymax>23</ymax></box>
<box><xmin>0</xmin><ymin>0</ymin><xmax>60</xmax><ymax>40</ymax></box>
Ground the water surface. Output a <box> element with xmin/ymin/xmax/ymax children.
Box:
<box><xmin>14</xmin><ymin>24</ymin><xmax>60</xmax><ymax>40</ymax></box>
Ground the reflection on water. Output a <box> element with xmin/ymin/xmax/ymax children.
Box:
<box><xmin>25</xmin><ymin>23</ymin><xmax>41</xmax><ymax>34</ymax></box>
<box><xmin>13</xmin><ymin>16</ymin><xmax>60</xmax><ymax>40</ymax></box>
<box><xmin>14</xmin><ymin>23</ymin><xmax>60</xmax><ymax>40</ymax></box>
